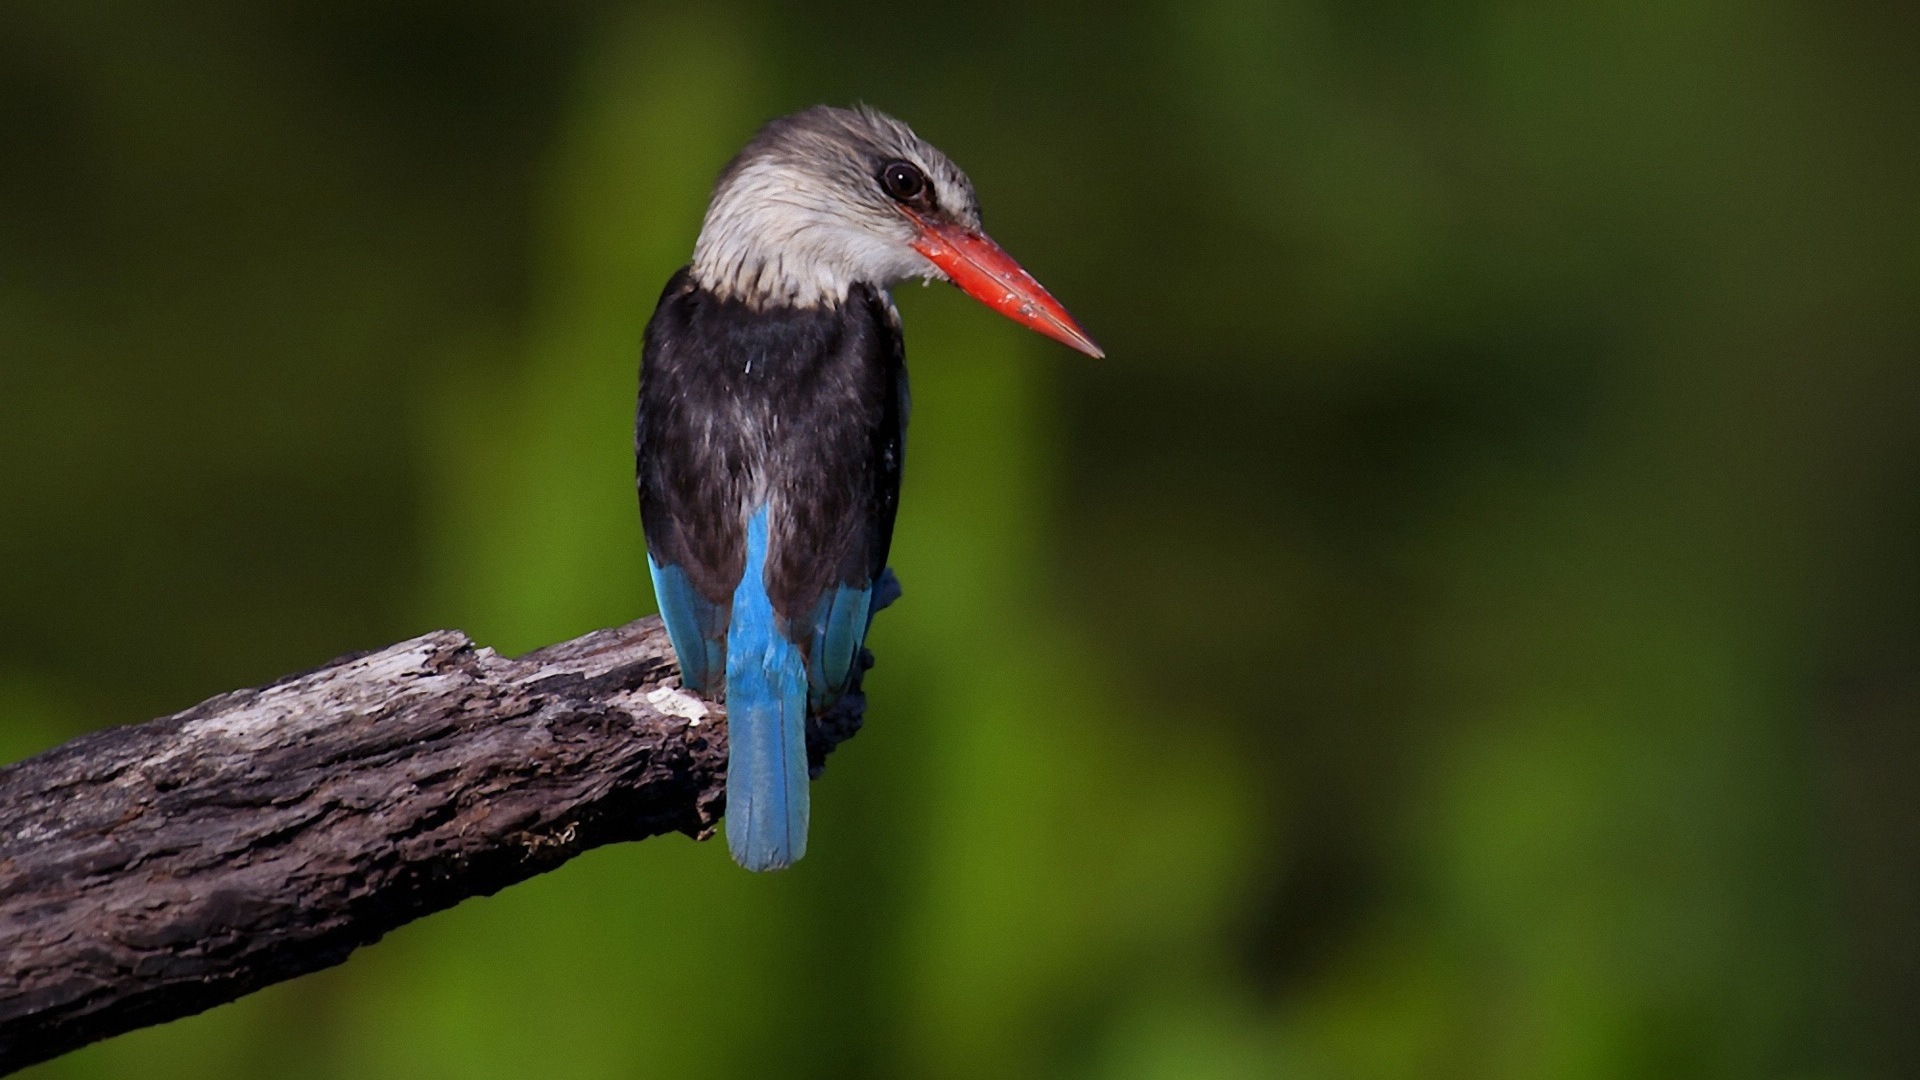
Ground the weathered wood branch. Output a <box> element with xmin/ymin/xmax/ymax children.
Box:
<box><xmin>0</xmin><ymin>615</ymin><xmax>867</xmax><ymax>1075</ymax></box>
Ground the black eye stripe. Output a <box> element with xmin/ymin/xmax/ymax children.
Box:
<box><xmin>879</xmin><ymin>159</ymin><xmax>927</xmax><ymax>203</ymax></box>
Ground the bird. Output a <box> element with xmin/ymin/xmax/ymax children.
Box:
<box><xmin>635</xmin><ymin>105</ymin><xmax>1101</xmax><ymax>872</ymax></box>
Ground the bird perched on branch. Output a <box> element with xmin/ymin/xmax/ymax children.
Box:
<box><xmin>636</xmin><ymin>105</ymin><xmax>1101</xmax><ymax>871</ymax></box>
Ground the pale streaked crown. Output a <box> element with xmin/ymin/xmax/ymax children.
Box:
<box><xmin>689</xmin><ymin>105</ymin><xmax>981</xmax><ymax>308</ymax></box>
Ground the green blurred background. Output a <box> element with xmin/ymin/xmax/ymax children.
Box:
<box><xmin>3</xmin><ymin>1</ymin><xmax>1915</xmax><ymax>1077</ymax></box>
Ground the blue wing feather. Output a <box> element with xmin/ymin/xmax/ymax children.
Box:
<box><xmin>805</xmin><ymin>583</ymin><xmax>873</xmax><ymax>711</ymax></box>
<box><xmin>647</xmin><ymin>557</ymin><xmax>728</xmax><ymax>695</ymax></box>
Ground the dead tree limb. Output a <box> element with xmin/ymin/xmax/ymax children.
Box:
<box><xmin>0</xmin><ymin>615</ymin><xmax>867</xmax><ymax>1074</ymax></box>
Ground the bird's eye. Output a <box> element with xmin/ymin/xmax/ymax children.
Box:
<box><xmin>880</xmin><ymin>160</ymin><xmax>927</xmax><ymax>202</ymax></box>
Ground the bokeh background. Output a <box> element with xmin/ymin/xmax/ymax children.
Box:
<box><xmin>3</xmin><ymin>1</ymin><xmax>1916</xmax><ymax>1077</ymax></box>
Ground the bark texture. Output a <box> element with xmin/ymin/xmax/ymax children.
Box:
<box><xmin>0</xmin><ymin>616</ymin><xmax>866</xmax><ymax>1074</ymax></box>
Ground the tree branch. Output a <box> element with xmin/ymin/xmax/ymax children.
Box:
<box><xmin>0</xmin><ymin>615</ymin><xmax>866</xmax><ymax>1074</ymax></box>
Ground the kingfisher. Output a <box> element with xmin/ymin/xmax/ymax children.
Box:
<box><xmin>636</xmin><ymin>105</ymin><xmax>1100</xmax><ymax>871</ymax></box>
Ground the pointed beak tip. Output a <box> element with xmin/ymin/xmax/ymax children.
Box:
<box><xmin>1036</xmin><ymin>308</ymin><xmax>1103</xmax><ymax>358</ymax></box>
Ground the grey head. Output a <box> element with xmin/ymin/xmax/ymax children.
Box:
<box><xmin>689</xmin><ymin>105</ymin><xmax>982</xmax><ymax>309</ymax></box>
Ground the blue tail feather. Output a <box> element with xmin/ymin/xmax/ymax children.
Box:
<box><xmin>723</xmin><ymin>507</ymin><xmax>810</xmax><ymax>871</ymax></box>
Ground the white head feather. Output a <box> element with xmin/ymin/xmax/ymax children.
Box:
<box><xmin>690</xmin><ymin>106</ymin><xmax>982</xmax><ymax>309</ymax></box>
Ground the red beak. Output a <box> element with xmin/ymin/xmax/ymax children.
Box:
<box><xmin>908</xmin><ymin>216</ymin><xmax>1104</xmax><ymax>358</ymax></box>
